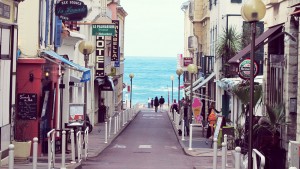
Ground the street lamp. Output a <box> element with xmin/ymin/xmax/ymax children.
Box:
<box><xmin>187</xmin><ymin>64</ymin><xmax>197</xmax><ymax>121</ymax></box>
<box><xmin>129</xmin><ymin>73</ymin><xmax>134</xmax><ymax>108</ymax></box>
<box><xmin>241</xmin><ymin>0</ymin><xmax>266</xmax><ymax>168</ymax></box>
<box><xmin>176</xmin><ymin>68</ymin><xmax>183</xmax><ymax>114</ymax></box>
<box><xmin>78</xmin><ymin>40</ymin><xmax>96</xmax><ymax>129</ymax></box>
<box><xmin>170</xmin><ymin>75</ymin><xmax>174</xmax><ymax>103</ymax></box>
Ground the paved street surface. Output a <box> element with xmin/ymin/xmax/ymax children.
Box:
<box><xmin>81</xmin><ymin>108</ymin><xmax>234</xmax><ymax>169</ymax></box>
<box><xmin>0</xmin><ymin>107</ymin><xmax>235</xmax><ymax>169</ymax></box>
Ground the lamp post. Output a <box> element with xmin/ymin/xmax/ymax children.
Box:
<box><xmin>129</xmin><ymin>73</ymin><xmax>134</xmax><ymax>108</ymax></box>
<box><xmin>176</xmin><ymin>68</ymin><xmax>183</xmax><ymax>111</ymax></box>
<box><xmin>78</xmin><ymin>41</ymin><xmax>96</xmax><ymax>129</ymax></box>
<box><xmin>170</xmin><ymin>75</ymin><xmax>174</xmax><ymax>103</ymax></box>
<box><xmin>241</xmin><ymin>0</ymin><xmax>266</xmax><ymax>168</ymax></box>
<box><xmin>187</xmin><ymin>64</ymin><xmax>197</xmax><ymax>122</ymax></box>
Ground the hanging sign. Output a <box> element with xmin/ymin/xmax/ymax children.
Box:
<box><xmin>55</xmin><ymin>0</ymin><xmax>88</xmax><ymax>21</ymax></box>
<box><xmin>92</xmin><ymin>24</ymin><xmax>115</xmax><ymax>36</ymax></box>
<box><xmin>238</xmin><ymin>58</ymin><xmax>259</xmax><ymax>80</ymax></box>
<box><xmin>95</xmin><ymin>36</ymin><xmax>105</xmax><ymax>77</ymax></box>
<box><xmin>111</xmin><ymin>20</ymin><xmax>119</xmax><ymax>61</ymax></box>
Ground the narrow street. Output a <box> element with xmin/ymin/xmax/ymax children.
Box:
<box><xmin>81</xmin><ymin>109</ymin><xmax>214</xmax><ymax>169</ymax></box>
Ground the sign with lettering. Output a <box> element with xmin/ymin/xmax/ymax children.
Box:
<box><xmin>238</xmin><ymin>58</ymin><xmax>259</xmax><ymax>80</ymax></box>
<box><xmin>183</xmin><ymin>57</ymin><xmax>193</xmax><ymax>66</ymax></box>
<box><xmin>92</xmin><ymin>24</ymin><xmax>115</xmax><ymax>36</ymax></box>
<box><xmin>111</xmin><ymin>20</ymin><xmax>119</xmax><ymax>61</ymax></box>
<box><xmin>17</xmin><ymin>93</ymin><xmax>38</xmax><ymax>120</ymax></box>
<box><xmin>95</xmin><ymin>36</ymin><xmax>105</xmax><ymax>77</ymax></box>
<box><xmin>69</xmin><ymin>104</ymin><xmax>84</xmax><ymax>122</ymax></box>
<box><xmin>55</xmin><ymin>0</ymin><xmax>88</xmax><ymax>21</ymax></box>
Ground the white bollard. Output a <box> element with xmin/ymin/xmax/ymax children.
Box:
<box><xmin>181</xmin><ymin>119</ymin><xmax>185</xmax><ymax>141</ymax></box>
<box><xmin>109</xmin><ymin>117</ymin><xmax>112</xmax><ymax>138</ymax></box>
<box><xmin>32</xmin><ymin>137</ymin><xmax>38</xmax><ymax>169</ymax></box>
<box><xmin>114</xmin><ymin>116</ymin><xmax>117</xmax><ymax>134</ymax></box>
<box><xmin>61</xmin><ymin>131</ymin><xmax>66</xmax><ymax>169</ymax></box>
<box><xmin>122</xmin><ymin>111</ymin><xmax>125</xmax><ymax>126</ymax></box>
<box><xmin>235</xmin><ymin>147</ymin><xmax>241</xmax><ymax>169</ymax></box>
<box><xmin>289</xmin><ymin>167</ymin><xmax>297</xmax><ymax>169</ymax></box>
<box><xmin>8</xmin><ymin>144</ymin><xmax>14</xmax><ymax>169</ymax></box>
<box><xmin>224</xmin><ymin>134</ymin><xmax>228</xmax><ymax>167</ymax></box>
<box><xmin>105</xmin><ymin>122</ymin><xmax>108</xmax><ymax>143</ymax></box>
<box><xmin>213</xmin><ymin>138</ymin><xmax>218</xmax><ymax>169</ymax></box>
<box><xmin>71</xmin><ymin>129</ymin><xmax>76</xmax><ymax>164</ymax></box>
<box><xmin>76</xmin><ymin>131</ymin><xmax>82</xmax><ymax>162</ymax></box>
<box><xmin>116</xmin><ymin>114</ymin><xmax>118</xmax><ymax>132</ymax></box>
<box><xmin>188</xmin><ymin>124</ymin><xmax>193</xmax><ymax>150</ymax></box>
<box><xmin>222</xmin><ymin>142</ymin><xmax>226</xmax><ymax>169</ymax></box>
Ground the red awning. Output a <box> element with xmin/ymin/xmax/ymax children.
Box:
<box><xmin>228</xmin><ymin>25</ymin><xmax>283</xmax><ymax>64</ymax></box>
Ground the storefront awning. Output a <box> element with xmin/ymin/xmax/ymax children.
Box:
<box><xmin>95</xmin><ymin>76</ymin><xmax>114</xmax><ymax>91</ymax></box>
<box><xmin>41</xmin><ymin>50</ymin><xmax>90</xmax><ymax>82</ymax></box>
<box><xmin>186</xmin><ymin>72</ymin><xmax>216</xmax><ymax>96</ymax></box>
<box><xmin>185</xmin><ymin>76</ymin><xmax>205</xmax><ymax>92</ymax></box>
<box><xmin>228</xmin><ymin>25</ymin><xmax>283</xmax><ymax>64</ymax></box>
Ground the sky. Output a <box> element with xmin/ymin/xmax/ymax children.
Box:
<box><xmin>121</xmin><ymin>0</ymin><xmax>186</xmax><ymax>57</ymax></box>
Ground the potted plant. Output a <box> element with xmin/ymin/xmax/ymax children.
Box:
<box><xmin>13</xmin><ymin>119</ymin><xmax>32</xmax><ymax>162</ymax></box>
<box><xmin>253</xmin><ymin>103</ymin><xmax>287</xmax><ymax>169</ymax></box>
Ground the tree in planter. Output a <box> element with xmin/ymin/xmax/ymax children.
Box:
<box><xmin>253</xmin><ymin>103</ymin><xmax>287</xmax><ymax>169</ymax></box>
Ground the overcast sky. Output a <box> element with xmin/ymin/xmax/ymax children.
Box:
<box><xmin>121</xmin><ymin>0</ymin><xmax>185</xmax><ymax>57</ymax></box>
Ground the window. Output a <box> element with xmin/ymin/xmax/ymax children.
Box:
<box><xmin>0</xmin><ymin>27</ymin><xmax>11</xmax><ymax>59</ymax></box>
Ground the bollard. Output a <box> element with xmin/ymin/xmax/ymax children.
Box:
<box><xmin>181</xmin><ymin>119</ymin><xmax>185</xmax><ymax>141</ymax></box>
<box><xmin>181</xmin><ymin>119</ymin><xmax>185</xmax><ymax>140</ymax></box>
<box><xmin>213</xmin><ymin>138</ymin><xmax>218</xmax><ymax>169</ymax></box>
<box><xmin>105</xmin><ymin>122</ymin><xmax>108</xmax><ymax>143</ymax></box>
<box><xmin>61</xmin><ymin>131</ymin><xmax>66</xmax><ymax>169</ymax></box>
<box><xmin>71</xmin><ymin>129</ymin><xmax>76</xmax><ymax>163</ymax></box>
<box><xmin>221</xmin><ymin>142</ymin><xmax>226</xmax><ymax>169</ymax></box>
<box><xmin>114</xmin><ymin>116</ymin><xmax>117</xmax><ymax>134</ymax></box>
<box><xmin>76</xmin><ymin>131</ymin><xmax>82</xmax><ymax>162</ymax></box>
<box><xmin>8</xmin><ymin>144</ymin><xmax>14</xmax><ymax>169</ymax></box>
<box><xmin>122</xmin><ymin>111</ymin><xmax>125</xmax><ymax>126</ymax></box>
<box><xmin>224</xmin><ymin>134</ymin><xmax>228</xmax><ymax>167</ymax></box>
<box><xmin>290</xmin><ymin>167</ymin><xmax>297</xmax><ymax>169</ymax></box>
<box><xmin>235</xmin><ymin>147</ymin><xmax>241</xmax><ymax>169</ymax></box>
<box><xmin>116</xmin><ymin>114</ymin><xmax>118</xmax><ymax>132</ymax></box>
<box><xmin>47</xmin><ymin>129</ymin><xmax>56</xmax><ymax>169</ymax></box>
<box><xmin>84</xmin><ymin>127</ymin><xmax>89</xmax><ymax>161</ymax></box>
<box><xmin>188</xmin><ymin>123</ymin><xmax>193</xmax><ymax>150</ymax></box>
<box><xmin>33</xmin><ymin>137</ymin><xmax>38</xmax><ymax>169</ymax></box>
<box><xmin>109</xmin><ymin>117</ymin><xmax>112</xmax><ymax>138</ymax></box>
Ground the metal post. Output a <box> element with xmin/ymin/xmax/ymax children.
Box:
<box><xmin>248</xmin><ymin>21</ymin><xmax>256</xmax><ymax>169</ymax></box>
<box><xmin>8</xmin><ymin>144</ymin><xmax>14</xmax><ymax>169</ymax></box>
<box><xmin>84</xmin><ymin>54</ymin><xmax>89</xmax><ymax>130</ymax></box>
<box><xmin>105</xmin><ymin>122</ymin><xmax>108</xmax><ymax>143</ymax></box>
<box><xmin>71</xmin><ymin>129</ymin><xmax>76</xmax><ymax>163</ymax></box>
<box><xmin>130</xmin><ymin>78</ymin><xmax>132</xmax><ymax>108</ymax></box>
<box><xmin>222</xmin><ymin>142</ymin><xmax>226</xmax><ymax>169</ymax></box>
<box><xmin>188</xmin><ymin>124</ymin><xmax>193</xmax><ymax>150</ymax></box>
<box><xmin>61</xmin><ymin>131</ymin><xmax>66</xmax><ymax>169</ymax></box>
<box><xmin>190</xmin><ymin>73</ymin><xmax>193</xmax><ymax>122</ymax></box>
<box><xmin>213</xmin><ymin>138</ymin><xmax>218</xmax><ymax>169</ymax></box>
<box><xmin>178</xmin><ymin>75</ymin><xmax>181</xmax><ymax>113</ymax></box>
<box><xmin>224</xmin><ymin>134</ymin><xmax>228</xmax><ymax>167</ymax></box>
<box><xmin>109</xmin><ymin>117</ymin><xmax>112</xmax><ymax>138</ymax></box>
<box><xmin>235</xmin><ymin>147</ymin><xmax>241</xmax><ymax>169</ymax></box>
<box><xmin>33</xmin><ymin>137</ymin><xmax>38</xmax><ymax>169</ymax></box>
<box><xmin>181</xmin><ymin>119</ymin><xmax>185</xmax><ymax>141</ymax></box>
<box><xmin>171</xmin><ymin>79</ymin><xmax>173</xmax><ymax>103</ymax></box>
<box><xmin>114</xmin><ymin>116</ymin><xmax>117</xmax><ymax>134</ymax></box>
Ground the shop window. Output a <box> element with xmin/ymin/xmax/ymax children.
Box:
<box><xmin>0</xmin><ymin>27</ymin><xmax>11</xmax><ymax>59</ymax></box>
<box><xmin>63</xmin><ymin>21</ymin><xmax>79</xmax><ymax>31</ymax></box>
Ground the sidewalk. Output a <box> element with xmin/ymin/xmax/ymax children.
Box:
<box><xmin>0</xmin><ymin>108</ymin><xmax>140</xmax><ymax>169</ymax></box>
<box><xmin>166</xmin><ymin>110</ymin><xmax>236</xmax><ymax>169</ymax></box>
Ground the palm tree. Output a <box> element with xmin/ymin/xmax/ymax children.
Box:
<box><xmin>216</xmin><ymin>26</ymin><xmax>242</xmax><ymax>77</ymax></box>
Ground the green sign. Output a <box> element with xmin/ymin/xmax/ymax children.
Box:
<box><xmin>92</xmin><ymin>24</ymin><xmax>115</xmax><ymax>36</ymax></box>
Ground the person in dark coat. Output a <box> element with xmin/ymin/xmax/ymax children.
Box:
<box><xmin>151</xmin><ymin>98</ymin><xmax>154</xmax><ymax>108</ymax></box>
<box><xmin>154</xmin><ymin>96</ymin><xmax>159</xmax><ymax>113</ymax></box>
<box><xmin>159</xmin><ymin>96</ymin><xmax>165</xmax><ymax>111</ymax></box>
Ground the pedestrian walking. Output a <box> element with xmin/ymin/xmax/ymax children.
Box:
<box><xmin>151</xmin><ymin>98</ymin><xmax>154</xmax><ymax>108</ymax></box>
<box><xmin>154</xmin><ymin>96</ymin><xmax>159</xmax><ymax>113</ymax></box>
<box><xmin>182</xmin><ymin>99</ymin><xmax>190</xmax><ymax>136</ymax></box>
<box><xmin>159</xmin><ymin>96</ymin><xmax>165</xmax><ymax>111</ymax></box>
<box><xmin>206</xmin><ymin>102</ymin><xmax>219</xmax><ymax>144</ymax></box>
<box><xmin>170</xmin><ymin>99</ymin><xmax>179</xmax><ymax>121</ymax></box>
<box><xmin>147</xmin><ymin>98</ymin><xmax>151</xmax><ymax>108</ymax></box>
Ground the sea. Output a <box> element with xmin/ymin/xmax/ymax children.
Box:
<box><xmin>123</xmin><ymin>56</ymin><xmax>184</xmax><ymax>106</ymax></box>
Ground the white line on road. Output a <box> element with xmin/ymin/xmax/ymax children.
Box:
<box><xmin>138</xmin><ymin>145</ymin><xmax>152</xmax><ymax>149</ymax></box>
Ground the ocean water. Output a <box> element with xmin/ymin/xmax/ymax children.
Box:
<box><xmin>123</xmin><ymin>56</ymin><xmax>184</xmax><ymax>106</ymax></box>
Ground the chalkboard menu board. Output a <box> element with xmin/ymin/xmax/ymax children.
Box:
<box><xmin>17</xmin><ymin>93</ymin><xmax>38</xmax><ymax>120</ymax></box>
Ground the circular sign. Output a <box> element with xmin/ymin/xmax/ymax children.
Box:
<box><xmin>238</xmin><ymin>58</ymin><xmax>259</xmax><ymax>80</ymax></box>
<box><xmin>55</xmin><ymin>0</ymin><xmax>88</xmax><ymax>21</ymax></box>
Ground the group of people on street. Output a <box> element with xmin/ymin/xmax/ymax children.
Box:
<box><xmin>148</xmin><ymin>96</ymin><xmax>165</xmax><ymax>112</ymax></box>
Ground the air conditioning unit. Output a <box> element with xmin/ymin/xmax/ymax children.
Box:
<box><xmin>188</xmin><ymin>36</ymin><xmax>197</xmax><ymax>51</ymax></box>
<box><xmin>288</xmin><ymin>141</ymin><xmax>300</xmax><ymax>168</ymax></box>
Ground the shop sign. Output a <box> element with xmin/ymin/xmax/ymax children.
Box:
<box><xmin>92</xmin><ymin>24</ymin><xmax>115</xmax><ymax>36</ymax></box>
<box><xmin>192</xmin><ymin>97</ymin><xmax>203</xmax><ymax>125</ymax></box>
<box><xmin>183</xmin><ymin>57</ymin><xmax>193</xmax><ymax>66</ymax></box>
<box><xmin>111</xmin><ymin>20</ymin><xmax>119</xmax><ymax>61</ymax></box>
<box><xmin>95</xmin><ymin>36</ymin><xmax>105</xmax><ymax>77</ymax></box>
<box><xmin>238</xmin><ymin>58</ymin><xmax>259</xmax><ymax>79</ymax></box>
<box><xmin>55</xmin><ymin>0</ymin><xmax>87</xmax><ymax>21</ymax></box>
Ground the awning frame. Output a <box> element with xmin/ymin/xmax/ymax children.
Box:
<box><xmin>186</xmin><ymin>72</ymin><xmax>216</xmax><ymax>96</ymax></box>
